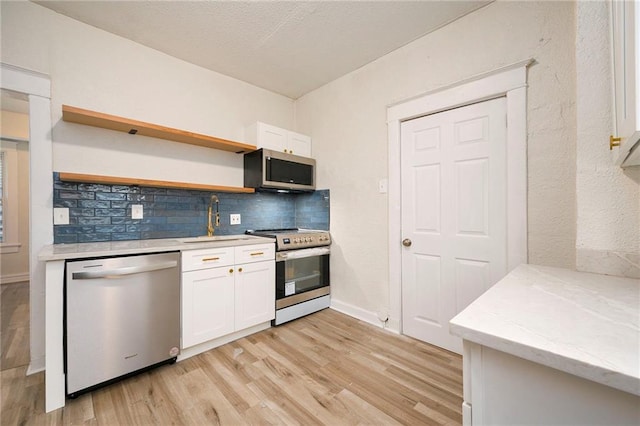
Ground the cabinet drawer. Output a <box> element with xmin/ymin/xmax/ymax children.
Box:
<box><xmin>182</xmin><ymin>247</ymin><xmax>234</xmax><ymax>271</ymax></box>
<box><xmin>234</xmin><ymin>243</ymin><xmax>275</xmax><ymax>264</ymax></box>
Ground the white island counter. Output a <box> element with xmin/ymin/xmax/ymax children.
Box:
<box><xmin>450</xmin><ymin>264</ymin><xmax>639</xmax><ymax>425</ymax></box>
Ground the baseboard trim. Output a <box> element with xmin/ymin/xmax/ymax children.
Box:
<box><xmin>1</xmin><ymin>272</ymin><xmax>29</xmax><ymax>285</ymax></box>
<box><xmin>178</xmin><ymin>321</ymin><xmax>271</xmax><ymax>362</ymax></box>
<box><xmin>27</xmin><ymin>359</ymin><xmax>45</xmax><ymax>375</ymax></box>
<box><xmin>576</xmin><ymin>248</ymin><xmax>640</xmax><ymax>279</ymax></box>
<box><xmin>330</xmin><ymin>298</ymin><xmax>399</xmax><ymax>333</ymax></box>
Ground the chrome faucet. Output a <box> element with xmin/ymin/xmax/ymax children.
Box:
<box><xmin>207</xmin><ymin>195</ymin><xmax>220</xmax><ymax>237</ymax></box>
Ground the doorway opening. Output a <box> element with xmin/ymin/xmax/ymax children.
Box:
<box><xmin>0</xmin><ymin>89</ymin><xmax>31</xmax><ymax>370</ymax></box>
<box><xmin>1</xmin><ymin>63</ymin><xmax>53</xmax><ymax>375</ymax></box>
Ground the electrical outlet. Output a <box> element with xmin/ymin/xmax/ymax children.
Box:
<box><xmin>230</xmin><ymin>214</ymin><xmax>241</xmax><ymax>225</ymax></box>
<box><xmin>53</xmin><ymin>208</ymin><xmax>69</xmax><ymax>225</ymax></box>
<box><xmin>131</xmin><ymin>204</ymin><xmax>143</xmax><ymax>219</ymax></box>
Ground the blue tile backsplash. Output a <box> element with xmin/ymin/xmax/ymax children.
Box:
<box><xmin>53</xmin><ymin>173</ymin><xmax>329</xmax><ymax>244</ymax></box>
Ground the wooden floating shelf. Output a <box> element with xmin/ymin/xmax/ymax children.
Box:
<box><xmin>62</xmin><ymin>105</ymin><xmax>257</xmax><ymax>154</ymax></box>
<box><xmin>59</xmin><ymin>172</ymin><xmax>255</xmax><ymax>194</ymax></box>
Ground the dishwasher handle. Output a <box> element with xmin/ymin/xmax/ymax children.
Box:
<box><xmin>71</xmin><ymin>260</ymin><xmax>178</xmax><ymax>280</ymax></box>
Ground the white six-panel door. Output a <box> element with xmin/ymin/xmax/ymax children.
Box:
<box><xmin>401</xmin><ymin>97</ymin><xmax>508</xmax><ymax>354</ymax></box>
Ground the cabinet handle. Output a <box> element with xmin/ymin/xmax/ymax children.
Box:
<box><xmin>250</xmin><ymin>252</ymin><xmax>264</xmax><ymax>256</ymax></box>
<box><xmin>238</xmin><ymin>267</ymin><xmax>243</xmax><ymax>272</ymax></box>
<box><xmin>229</xmin><ymin>268</ymin><xmax>234</xmax><ymax>274</ymax></box>
<box><xmin>202</xmin><ymin>257</ymin><xmax>220</xmax><ymax>262</ymax></box>
<box><xmin>610</xmin><ymin>135</ymin><xmax>622</xmax><ymax>150</ymax></box>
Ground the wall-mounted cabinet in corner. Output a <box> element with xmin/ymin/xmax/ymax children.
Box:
<box><xmin>246</xmin><ymin>122</ymin><xmax>312</xmax><ymax>157</ymax></box>
<box><xmin>611</xmin><ymin>1</ymin><xmax>640</xmax><ymax>168</ymax></box>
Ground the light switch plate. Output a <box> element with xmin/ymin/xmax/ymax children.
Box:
<box><xmin>131</xmin><ymin>204</ymin><xmax>143</xmax><ymax>219</ymax></box>
<box><xmin>230</xmin><ymin>214</ymin><xmax>241</xmax><ymax>225</ymax></box>
<box><xmin>53</xmin><ymin>208</ymin><xmax>69</xmax><ymax>225</ymax></box>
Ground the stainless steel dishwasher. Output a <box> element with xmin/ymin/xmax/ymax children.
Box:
<box><xmin>65</xmin><ymin>252</ymin><xmax>180</xmax><ymax>397</ymax></box>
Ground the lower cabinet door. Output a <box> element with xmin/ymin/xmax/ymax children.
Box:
<box><xmin>182</xmin><ymin>266</ymin><xmax>235</xmax><ymax>348</ymax></box>
<box><xmin>234</xmin><ymin>260</ymin><xmax>275</xmax><ymax>331</ymax></box>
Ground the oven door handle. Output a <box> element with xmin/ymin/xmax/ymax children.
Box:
<box><xmin>276</xmin><ymin>247</ymin><xmax>330</xmax><ymax>261</ymax></box>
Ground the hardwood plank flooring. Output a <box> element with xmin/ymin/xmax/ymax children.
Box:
<box><xmin>1</xmin><ymin>281</ymin><xmax>31</xmax><ymax>370</ymax></box>
<box><xmin>1</xmin><ymin>281</ymin><xmax>462</xmax><ymax>425</ymax></box>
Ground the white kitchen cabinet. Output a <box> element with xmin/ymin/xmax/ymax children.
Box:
<box><xmin>234</xmin><ymin>260</ymin><xmax>275</xmax><ymax>330</ymax></box>
<box><xmin>612</xmin><ymin>0</ymin><xmax>640</xmax><ymax>167</ymax></box>
<box><xmin>286</xmin><ymin>130</ymin><xmax>312</xmax><ymax>157</ymax></box>
<box><xmin>181</xmin><ymin>246</ymin><xmax>235</xmax><ymax>271</ymax></box>
<box><xmin>181</xmin><ymin>265</ymin><xmax>235</xmax><ymax>348</ymax></box>
<box><xmin>246</xmin><ymin>122</ymin><xmax>312</xmax><ymax>157</ymax></box>
<box><xmin>181</xmin><ymin>243</ymin><xmax>275</xmax><ymax>349</ymax></box>
<box><xmin>234</xmin><ymin>243</ymin><xmax>276</xmax><ymax>330</ymax></box>
<box><xmin>460</xmin><ymin>342</ymin><xmax>640</xmax><ymax>425</ymax></box>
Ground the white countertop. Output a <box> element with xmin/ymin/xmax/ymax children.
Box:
<box><xmin>450</xmin><ymin>264</ymin><xmax>640</xmax><ymax>396</ymax></box>
<box><xmin>38</xmin><ymin>235</ymin><xmax>275</xmax><ymax>261</ymax></box>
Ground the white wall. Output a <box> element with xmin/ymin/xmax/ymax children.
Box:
<box><xmin>295</xmin><ymin>1</ymin><xmax>578</xmax><ymax>322</ymax></box>
<box><xmin>1</xmin><ymin>1</ymin><xmax>294</xmax><ymax>187</ymax></box>
<box><xmin>575</xmin><ymin>1</ymin><xmax>640</xmax><ymax>279</ymax></box>
<box><xmin>0</xmin><ymin>110</ymin><xmax>30</xmax><ymax>283</ymax></box>
<box><xmin>1</xmin><ymin>1</ymin><xmax>295</xmax><ymax>370</ymax></box>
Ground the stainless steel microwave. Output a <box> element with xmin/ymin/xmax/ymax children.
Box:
<box><xmin>244</xmin><ymin>148</ymin><xmax>316</xmax><ymax>192</ymax></box>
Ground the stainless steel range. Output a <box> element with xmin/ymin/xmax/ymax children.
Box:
<box><xmin>246</xmin><ymin>228</ymin><xmax>331</xmax><ymax>325</ymax></box>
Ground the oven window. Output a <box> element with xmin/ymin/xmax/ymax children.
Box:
<box><xmin>276</xmin><ymin>254</ymin><xmax>329</xmax><ymax>299</ymax></box>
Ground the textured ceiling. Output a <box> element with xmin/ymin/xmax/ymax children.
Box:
<box><xmin>34</xmin><ymin>1</ymin><xmax>490</xmax><ymax>99</ymax></box>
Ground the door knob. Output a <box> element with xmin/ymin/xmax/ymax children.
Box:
<box><xmin>402</xmin><ymin>238</ymin><xmax>412</xmax><ymax>247</ymax></box>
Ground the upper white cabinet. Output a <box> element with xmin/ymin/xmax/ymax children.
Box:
<box><xmin>287</xmin><ymin>131</ymin><xmax>313</xmax><ymax>157</ymax></box>
<box><xmin>246</xmin><ymin>122</ymin><xmax>312</xmax><ymax>157</ymax></box>
<box><xmin>612</xmin><ymin>0</ymin><xmax>640</xmax><ymax>167</ymax></box>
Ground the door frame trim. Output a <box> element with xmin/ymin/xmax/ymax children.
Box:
<box><xmin>386</xmin><ymin>59</ymin><xmax>532</xmax><ymax>333</ymax></box>
<box><xmin>1</xmin><ymin>63</ymin><xmax>53</xmax><ymax>376</ymax></box>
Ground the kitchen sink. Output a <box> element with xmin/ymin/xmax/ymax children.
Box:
<box><xmin>179</xmin><ymin>235</ymin><xmax>254</xmax><ymax>243</ymax></box>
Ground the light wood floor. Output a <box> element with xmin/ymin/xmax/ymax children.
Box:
<box><xmin>1</xmin><ymin>281</ymin><xmax>462</xmax><ymax>425</ymax></box>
